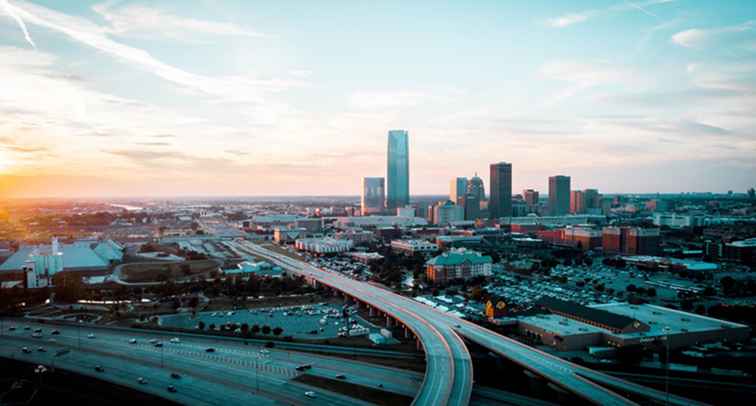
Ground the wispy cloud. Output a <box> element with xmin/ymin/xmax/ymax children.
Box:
<box><xmin>0</xmin><ymin>0</ymin><xmax>36</xmax><ymax>48</ymax></box>
<box><xmin>3</xmin><ymin>1</ymin><xmax>300</xmax><ymax>105</ymax></box>
<box><xmin>92</xmin><ymin>2</ymin><xmax>265</xmax><ymax>41</ymax></box>
<box><xmin>547</xmin><ymin>0</ymin><xmax>675</xmax><ymax>28</ymax></box>
<box><xmin>671</xmin><ymin>20</ymin><xmax>755</xmax><ymax>48</ymax></box>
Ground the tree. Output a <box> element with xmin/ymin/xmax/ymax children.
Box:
<box><xmin>626</xmin><ymin>284</ymin><xmax>637</xmax><ymax>292</ymax></box>
<box><xmin>273</xmin><ymin>327</ymin><xmax>283</xmax><ymax>336</ymax></box>
<box><xmin>262</xmin><ymin>325</ymin><xmax>271</xmax><ymax>335</ymax></box>
<box><xmin>241</xmin><ymin>323</ymin><xmax>250</xmax><ymax>336</ymax></box>
<box><xmin>209</xmin><ymin>323</ymin><xmax>216</xmax><ymax>331</ymax></box>
<box><xmin>251</xmin><ymin>324</ymin><xmax>261</xmax><ymax>335</ymax></box>
<box><xmin>197</xmin><ymin>321</ymin><xmax>206</xmax><ymax>331</ymax></box>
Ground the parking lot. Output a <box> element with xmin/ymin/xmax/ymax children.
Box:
<box><xmin>159</xmin><ymin>303</ymin><xmax>372</xmax><ymax>340</ymax></box>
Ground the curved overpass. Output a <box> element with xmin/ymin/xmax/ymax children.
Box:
<box><xmin>237</xmin><ymin>241</ymin><xmax>703</xmax><ymax>406</ymax></box>
<box><xmin>231</xmin><ymin>241</ymin><xmax>473</xmax><ymax>406</ymax></box>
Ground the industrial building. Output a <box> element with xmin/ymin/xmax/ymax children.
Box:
<box><xmin>517</xmin><ymin>298</ymin><xmax>750</xmax><ymax>351</ymax></box>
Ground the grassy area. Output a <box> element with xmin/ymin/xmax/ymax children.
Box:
<box><xmin>119</xmin><ymin>259</ymin><xmax>221</xmax><ymax>283</ymax></box>
<box><xmin>294</xmin><ymin>374</ymin><xmax>413</xmax><ymax>406</ymax></box>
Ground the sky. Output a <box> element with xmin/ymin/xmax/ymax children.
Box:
<box><xmin>0</xmin><ymin>0</ymin><xmax>755</xmax><ymax>198</ymax></box>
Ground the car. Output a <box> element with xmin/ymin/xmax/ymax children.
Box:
<box><xmin>169</xmin><ymin>337</ymin><xmax>180</xmax><ymax>344</ymax></box>
<box><xmin>24</xmin><ymin>326</ymin><xmax>30</xmax><ymax>331</ymax></box>
<box><xmin>167</xmin><ymin>385</ymin><xmax>177</xmax><ymax>393</ymax></box>
<box><xmin>170</xmin><ymin>372</ymin><xmax>181</xmax><ymax>379</ymax></box>
<box><xmin>335</xmin><ymin>374</ymin><xmax>346</xmax><ymax>380</ymax></box>
<box><xmin>87</xmin><ymin>333</ymin><xmax>96</xmax><ymax>339</ymax></box>
<box><xmin>34</xmin><ymin>328</ymin><xmax>42</xmax><ymax>333</ymax></box>
<box><xmin>154</xmin><ymin>342</ymin><xmax>163</xmax><ymax>348</ymax></box>
<box><xmin>37</xmin><ymin>347</ymin><xmax>46</xmax><ymax>352</ymax></box>
<box><xmin>378</xmin><ymin>384</ymin><xmax>384</xmax><ymax>388</ymax></box>
<box><xmin>21</xmin><ymin>347</ymin><xmax>31</xmax><ymax>354</ymax></box>
<box><xmin>51</xmin><ymin>330</ymin><xmax>60</xmax><ymax>335</ymax></box>
<box><xmin>137</xmin><ymin>377</ymin><xmax>147</xmax><ymax>385</ymax></box>
<box><xmin>205</xmin><ymin>348</ymin><xmax>215</xmax><ymax>353</ymax></box>
<box><xmin>31</xmin><ymin>332</ymin><xmax>42</xmax><ymax>338</ymax></box>
<box><xmin>304</xmin><ymin>391</ymin><xmax>316</xmax><ymax>398</ymax></box>
<box><xmin>95</xmin><ymin>365</ymin><xmax>105</xmax><ymax>372</ymax></box>
<box><xmin>149</xmin><ymin>338</ymin><xmax>159</xmax><ymax>344</ymax></box>
<box><xmin>129</xmin><ymin>338</ymin><xmax>137</xmax><ymax>344</ymax></box>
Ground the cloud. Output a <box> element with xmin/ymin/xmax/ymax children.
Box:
<box><xmin>672</xmin><ymin>20</ymin><xmax>755</xmax><ymax>48</ymax></box>
<box><xmin>349</xmin><ymin>90</ymin><xmax>426</xmax><ymax>110</ymax></box>
<box><xmin>0</xmin><ymin>0</ymin><xmax>35</xmax><ymax>48</ymax></box>
<box><xmin>547</xmin><ymin>12</ymin><xmax>596</xmax><ymax>28</ymax></box>
<box><xmin>540</xmin><ymin>60</ymin><xmax>631</xmax><ymax>102</ymax></box>
<box><xmin>3</xmin><ymin>1</ymin><xmax>300</xmax><ymax>105</ymax></box>
<box><xmin>91</xmin><ymin>2</ymin><xmax>265</xmax><ymax>41</ymax></box>
<box><xmin>546</xmin><ymin>0</ymin><xmax>675</xmax><ymax>28</ymax></box>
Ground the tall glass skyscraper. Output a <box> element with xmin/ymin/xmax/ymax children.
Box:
<box><xmin>549</xmin><ymin>175</ymin><xmax>571</xmax><ymax>216</ymax></box>
<box><xmin>361</xmin><ymin>177</ymin><xmax>385</xmax><ymax>215</ymax></box>
<box><xmin>489</xmin><ymin>162</ymin><xmax>512</xmax><ymax>219</ymax></box>
<box><xmin>386</xmin><ymin>130</ymin><xmax>409</xmax><ymax>209</ymax></box>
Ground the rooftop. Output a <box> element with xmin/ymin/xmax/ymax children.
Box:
<box><xmin>427</xmin><ymin>249</ymin><xmax>492</xmax><ymax>267</ymax></box>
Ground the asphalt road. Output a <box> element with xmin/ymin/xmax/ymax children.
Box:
<box><xmin>235</xmin><ymin>240</ymin><xmax>704</xmax><ymax>406</ymax></box>
<box><xmin>0</xmin><ymin>320</ymin><xmax>421</xmax><ymax>406</ymax></box>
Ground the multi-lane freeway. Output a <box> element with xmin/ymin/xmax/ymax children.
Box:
<box><xmin>232</xmin><ymin>240</ymin><xmax>705</xmax><ymax>406</ymax></box>
<box><xmin>0</xmin><ymin>320</ymin><xmax>422</xmax><ymax>405</ymax></box>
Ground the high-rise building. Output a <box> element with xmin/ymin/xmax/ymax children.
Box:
<box><xmin>489</xmin><ymin>162</ymin><xmax>512</xmax><ymax>219</ymax></box>
<box><xmin>386</xmin><ymin>130</ymin><xmax>409</xmax><ymax>209</ymax></box>
<box><xmin>361</xmin><ymin>177</ymin><xmax>385</xmax><ymax>215</ymax></box>
<box><xmin>522</xmin><ymin>189</ymin><xmax>539</xmax><ymax>207</ymax></box>
<box><xmin>548</xmin><ymin>175</ymin><xmax>571</xmax><ymax>216</ymax></box>
<box><xmin>462</xmin><ymin>192</ymin><xmax>480</xmax><ymax>221</ymax></box>
<box><xmin>570</xmin><ymin>190</ymin><xmax>585</xmax><ymax>214</ymax></box>
<box><xmin>467</xmin><ymin>173</ymin><xmax>485</xmax><ymax>202</ymax></box>
<box><xmin>583</xmin><ymin>189</ymin><xmax>600</xmax><ymax>212</ymax></box>
<box><xmin>450</xmin><ymin>177</ymin><xmax>468</xmax><ymax>205</ymax></box>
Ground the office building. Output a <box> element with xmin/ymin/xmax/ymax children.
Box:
<box><xmin>570</xmin><ymin>190</ymin><xmax>585</xmax><ymax>214</ymax></box>
<box><xmin>450</xmin><ymin>177</ymin><xmax>468</xmax><ymax>205</ymax></box>
<box><xmin>602</xmin><ymin>226</ymin><xmax>660</xmax><ymax>255</ymax></box>
<box><xmin>391</xmin><ymin>239</ymin><xmax>439</xmax><ymax>255</ymax></box>
<box><xmin>462</xmin><ymin>192</ymin><xmax>481</xmax><ymax>221</ymax></box>
<box><xmin>489</xmin><ymin>162</ymin><xmax>512</xmax><ymax>219</ymax></box>
<box><xmin>583</xmin><ymin>189</ymin><xmax>601</xmax><ymax>212</ymax></box>
<box><xmin>522</xmin><ymin>189</ymin><xmax>539</xmax><ymax>207</ymax></box>
<box><xmin>361</xmin><ymin>177</ymin><xmax>385</xmax><ymax>215</ymax></box>
<box><xmin>386</xmin><ymin>130</ymin><xmax>409</xmax><ymax>209</ymax></box>
<box><xmin>467</xmin><ymin>173</ymin><xmax>485</xmax><ymax>202</ymax></box>
<box><xmin>548</xmin><ymin>175</ymin><xmax>571</xmax><ymax>216</ymax></box>
<box><xmin>433</xmin><ymin>200</ymin><xmax>464</xmax><ymax>225</ymax></box>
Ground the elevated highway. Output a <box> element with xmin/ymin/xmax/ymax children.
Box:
<box><xmin>236</xmin><ymin>241</ymin><xmax>705</xmax><ymax>406</ymax></box>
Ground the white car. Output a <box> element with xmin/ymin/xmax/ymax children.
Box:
<box><xmin>304</xmin><ymin>391</ymin><xmax>316</xmax><ymax>398</ymax></box>
<box><xmin>87</xmin><ymin>333</ymin><xmax>96</xmax><ymax>339</ymax></box>
<box><xmin>129</xmin><ymin>338</ymin><xmax>137</xmax><ymax>344</ymax></box>
<box><xmin>169</xmin><ymin>337</ymin><xmax>180</xmax><ymax>344</ymax></box>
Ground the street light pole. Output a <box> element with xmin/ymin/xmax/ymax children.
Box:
<box><xmin>663</xmin><ymin>326</ymin><xmax>671</xmax><ymax>406</ymax></box>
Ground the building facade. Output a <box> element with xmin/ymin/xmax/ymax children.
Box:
<box><xmin>361</xmin><ymin>177</ymin><xmax>385</xmax><ymax>215</ymax></box>
<box><xmin>426</xmin><ymin>249</ymin><xmax>493</xmax><ymax>284</ymax></box>
<box><xmin>450</xmin><ymin>177</ymin><xmax>468</xmax><ymax>205</ymax></box>
<box><xmin>548</xmin><ymin>175</ymin><xmax>571</xmax><ymax>216</ymax></box>
<box><xmin>489</xmin><ymin>162</ymin><xmax>512</xmax><ymax>219</ymax></box>
<box><xmin>386</xmin><ymin>130</ymin><xmax>409</xmax><ymax>209</ymax></box>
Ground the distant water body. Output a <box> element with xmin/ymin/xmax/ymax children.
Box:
<box><xmin>109</xmin><ymin>203</ymin><xmax>143</xmax><ymax>211</ymax></box>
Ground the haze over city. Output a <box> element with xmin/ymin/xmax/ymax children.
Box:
<box><xmin>1</xmin><ymin>0</ymin><xmax>755</xmax><ymax>198</ymax></box>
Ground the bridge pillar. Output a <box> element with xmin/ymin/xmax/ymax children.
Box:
<box><xmin>403</xmin><ymin>326</ymin><xmax>409</xmax><ymax>338</ymax></box>
<box><xmin>368</xmin><ymin>306</ymin><xmax>375</xmax><ymax>317</ymax></box>
<box><xmin>385</xmin><ymin>315</ymin><xmax>393</xmax><ymax>327</ymax></box>
<box><xmin>415</xmin><ymin>337</ymin><xmax>422</xmax><ymax>351</ymax></box>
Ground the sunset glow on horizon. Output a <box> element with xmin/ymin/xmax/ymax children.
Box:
<box><xmin>1</xmin><ymin>0</ymin><xmax>755</xmax><ymax>198</ymax></box>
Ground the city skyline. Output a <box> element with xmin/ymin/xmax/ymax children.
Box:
<box><xmin>1</xmin><ymin>0</ymin><xmax>755</xmax><ymax>198</ymax></box>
